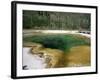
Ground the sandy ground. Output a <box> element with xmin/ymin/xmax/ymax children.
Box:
<box><xmin>23</xmin><ymin>30</ymin><xmax>90</xmax><ymax>38</ymax></box>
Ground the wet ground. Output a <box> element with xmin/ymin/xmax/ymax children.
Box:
<box><xmin>23</xmin><ymin>45</ymin><xmax>90</xmax><ymax>69</ymax></box>
<box><xmin>65</xmin><ymin>45</ymin><xmax>90</xmax><ymax>67</ymax></box>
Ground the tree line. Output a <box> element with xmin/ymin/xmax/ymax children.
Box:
<box><xmin>23</xmin><ymin>10</ymin><xmax>90</xmax><ymax>30</ymax></box>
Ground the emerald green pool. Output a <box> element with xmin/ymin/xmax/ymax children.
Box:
<box><xmin>23</xmin><ymin>34</ymin><xmax>90</xmax><ymax>52</ymax></box>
